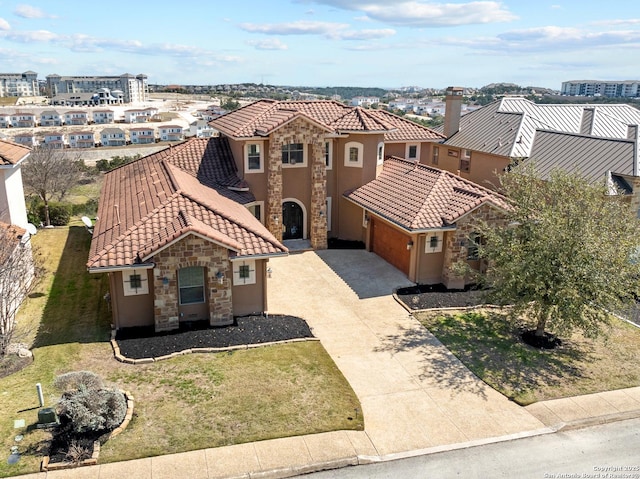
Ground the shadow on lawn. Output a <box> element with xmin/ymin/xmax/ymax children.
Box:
<box><xmin>33</xmin><ymin>226</ymin><xmax>112</xmax><ymax>348</ymax></box>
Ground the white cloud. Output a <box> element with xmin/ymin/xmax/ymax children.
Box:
<box><xmin>591</xmin><ymin>18</ymin><xmax>640</xmax><ymax>26</ymax></box>
<box><xmin>14</xmin><ymin>4</ymin><xmax>56</xmax><ymax>19</ymax></box>
<box><xmin>239</xmin><ymin>20</ymin><xmax>349</xmax><ymax>35</ymax></box>
<box><xmin>0</xmin><ymin>18</ymin><xmax>10</xmax><ymax>30</ymax></box>
<box><xmin>329</xmin><ymin>28</ymin><xmax>395</xmax><ymax>40</ymax></box>
<box><xmin>247</xmin><ymin>38</ymin><xmax>289</xmax><ymax>50</ymax></box>
<box><xmin>308</xmin><ymin>1</ymin><xmax>517</xmax><ymax>26</ymax></box>
<box><xmin>2</xmin><ymin>29</ymin><xmax>59</xmax><ymax>42</ymax></box>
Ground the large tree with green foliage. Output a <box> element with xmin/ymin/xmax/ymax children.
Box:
<box><xmin>476</xmin><ymin>167</ymin><xmax>640</xmax><ymax>340</ymax></box>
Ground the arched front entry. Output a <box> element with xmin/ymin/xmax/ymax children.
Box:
<box><xmin>282</xmin><ymin>200</ymin><xmax>304</xmax><ymax>240</ymax></box>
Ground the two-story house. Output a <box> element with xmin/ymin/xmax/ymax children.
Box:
<box><xmin>10</xmin><ymin>112</ymin><xmax>37</xmax><ymax>128</ymax></box>
<box><xmin>208</xmin><ymin>99</ymin><xmax>445</xmax><ymax>250</ymax></box>
<box><xmin>68</xmin><ymin>131</ymin><xmax>96</xmax><ymax>149</ymax></box>
<box><xmin>436</xmin><ymin>87</ymin><xmax>640</xmax><ymax>198</ymax></box>
<box><xmin>124</xmin><ymin>107</ymin><xmax>158</xmax><ymax>123</ymax></box>
<box><xmin>93</xmin><ymin>109</ymin><xmax>115</xmax><ymax>124</ymax></box>
<box><xmin>43</xmin><ymin>132</ymin><xmax>66</xmax><ymax>149</ymax></box>
<box><xmin>100</xmin><ymin>128</ymin><xmax>127</xmax><ymax>147</ymax></box>
<box><xmin>0</xmin><ymin>112</ymin><xmax>11</xmax><ymax>128</ymax></box>
<box><xmin>64</xmin><ymin>110</ymin><xmax>89</xmax><ymax>126</ymax></box>
<box><xmin>40</xmin><ymin>110</ymin><xmax>64</xmax><ymax>127</ymax></box>
<box><xmin>13</xmin><ymin>133</ymin><xmax>38</xmax><ymax>147</ymax></box>
<box><xmin>129</xmin><ymin>127</ymin><xmax>156</xmax><ymax>144</ymax></box>
<box><xmin>159</xmin><ymin>125</ymin><xmax>184</xmax><ymax>142</ymax></box>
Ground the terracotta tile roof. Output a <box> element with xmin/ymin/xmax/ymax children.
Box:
<box><xmin>209</xmin><ymin>100</ymin><xmax>443</xmax><ymax>141</ymax></box>
<box><xmin>0</xmin><ymin>139</ymin><xmax>30</xmax><ymax>166</ymax></box>
<box><xmin>345</xmin><ymin>157</ymin><xmax>509</xmax><ymax>231</ymax></box>
<box><xmin>88</xmin><ymin>137</ymin><xmax>286</xmax><ymax>269</ymax></box>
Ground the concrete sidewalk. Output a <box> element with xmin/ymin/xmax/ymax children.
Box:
<box><xmin>14</xmin><ymin>250</ymin><xmax>640</xmax><ymax>479</ymax></box>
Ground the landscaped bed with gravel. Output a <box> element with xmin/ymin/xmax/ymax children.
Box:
<box><xmin>396</xmin><ymin>283</ymin><xmax>485</xmax><ymax>310</ymax></box>
<box><xmin>115</xmin><ymin>314</ymin><xmax>314</xmax><ymax>359</ymax></box>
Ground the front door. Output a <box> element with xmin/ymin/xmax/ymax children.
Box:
<box><xmin>282</xmin><ymin>201</ymin><xmax>303</xmax><ymax>240</ymax></box>
<box><xmin>177</xmin><ymin>266</ymin><xmax>208</xmax><ymax>322</ymax></box>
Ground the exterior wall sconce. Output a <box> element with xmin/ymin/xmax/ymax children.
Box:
<box><xmin>319</xmin><ymin>209</ymin><xmax>324</xmax><ymax>217</ymax></box>
<box><xmin>272</xmin><ymin>215</ymin><xmax>279</xmax><ymax>224</ymax></box>
<box><xmin>216</xmin><ymin>271</ymin><xmax>225</xmax><ymax>284</ymax></box>
<box><xmin>406</xmin><ymin>240</ymin><xmax>414</xmax><ymax>250</ymax></box>
<box><xmin>267</xmin><ymin>267</ymin><xmax>273</xmax><ymax>278</ymax></box>
<box><xmin>162</xmin><ymin>276</ymin><xmax>169</xmax><ymax>286</ymax></box>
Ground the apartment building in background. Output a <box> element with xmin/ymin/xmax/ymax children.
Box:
<box><xmin>46</xmin><ymin>73</ymin><xmax>148</xmax><ymax>103</ymax></box>
<box><xmin>561</xmin><ymin>80</ymin><xmax>640</xmax><ymax>98</ymax></box>
<box><xmin>0</xmin><ymin>71</ymin><xmax>39</xmax><ymax>97</ymax></box>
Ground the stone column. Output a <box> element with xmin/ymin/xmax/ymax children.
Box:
<box><xmin>267</xmin><ymin>138</ymin><xmax>283</xmax><ymax>241</ymax></box>
<box><xmin>310</xmin><ymin>140</ymin><xmax>328</xmax><ymax>249</ymax></box>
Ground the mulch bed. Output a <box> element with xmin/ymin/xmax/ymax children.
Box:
<box><xmin>115</xmin><ymin>314</ymin><xmax>314</xmax><ymax>360</ymax></box>
<box><xmin>396</xmin><ymin>283</ymin><xmax>486</xmax><ymax>310</ymax></box>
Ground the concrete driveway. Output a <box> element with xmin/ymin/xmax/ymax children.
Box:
<box><xmin>267</xmin><ymin>250</ymin><xmax>546</xmax><ymax>457</ymax></box>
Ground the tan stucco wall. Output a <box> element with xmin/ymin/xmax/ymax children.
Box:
<box><xmin>109</xmin><ymin>270</ymin><xmax>155</xmax><ymax>329</ymax></box>
<box><xmin>415</xmin><ymin>234</ymin><xmax>446</xmax><ymax>284</ymax></box>
<box><xmin>438</xmin><ymin>146</ymin><xmax>509</xmax><ymax>190</ymax></box>
<box><xmin>232</xmin><ymin>259</ymin><xmax>267</xmax><ymax>316</ymax></box>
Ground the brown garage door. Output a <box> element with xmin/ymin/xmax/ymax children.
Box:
<box><xmin>371</xmin><ymin>218</ymin><xmax>411</xmax><ymax>276</ymax></box>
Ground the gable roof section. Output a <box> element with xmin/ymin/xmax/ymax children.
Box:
<box><xmin>210</xmin><ymin>100</ymin><xmax>442</xmax><ymax>141</ymax></box>
<box><xmin>88</xmin><ymin>137</ymin><xmax>286</xmax><ymax>270</ymax></box>
<box><xmin>524</xmin><ymin>130</ymin><xmax>635</xmax><ymax>182</ymax></box>
<box><xmin>0</xmin><ymin>139</ymin><xmax>30</xmax><ymax>166</ymax></box>
<box><xmin>344</xmin><ymin>157</ymin><xmax>509</xmax><ymax>231</ymax></box>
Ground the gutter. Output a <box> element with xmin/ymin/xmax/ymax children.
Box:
<box><xmin>88</xmin><ymin>263</ymin><xmax>155</xmax><ymax>274</ymax></box>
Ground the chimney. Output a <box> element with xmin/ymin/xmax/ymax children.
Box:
<box><xmin>444</xmin><ymin>86</ymin><xmax>464</xmax><ymax>138</ymax></box>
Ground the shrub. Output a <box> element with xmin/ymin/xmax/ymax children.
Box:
<box><xmin>71</xmin><ymin>198</ymin><xmax>98</xmax><ymax>217</ymax></box>
<box><xmin>54</xmin><ymin>371</ymin><xmax>104</xmax><ymax>393</ymax></box>
<box><xmin>58</xmin><ymin>387</ymin><xmax>127</xmax><ymax>434</ymax></box>
<box><xmin>32</xmin><ymin>202</ymin><xmax>72</xmax><ymax>226</ymax></box>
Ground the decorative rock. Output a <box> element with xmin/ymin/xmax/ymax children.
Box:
<box><xmin>17</xmin><ymin>348</ymin><xmax>32</xmax><ymax>358</ymax></box>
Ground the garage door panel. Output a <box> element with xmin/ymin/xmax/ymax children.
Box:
<box><xmin>371</xmin><ymin>218</ymin><xmax>410</xmax><ymax>275</ymax></box>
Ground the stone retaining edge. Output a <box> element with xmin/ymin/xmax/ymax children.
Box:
<box><xmin>110</xmin><ymin>331</ymin><xmax>320</xmax><ymax>364</ymax></box>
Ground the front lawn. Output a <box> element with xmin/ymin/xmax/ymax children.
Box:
<box><xmin>0</xmin><ymin>226</ymin><xmax>362</xmax><ymax>478</ymax></box>
<box><xmin>414</xmin><ymin>310</ymin><xmax>640</xmax><ymax>405</ymax></box>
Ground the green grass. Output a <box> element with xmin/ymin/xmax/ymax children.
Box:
<box><xmin>0</xmin><ymin>226</ymin><xmax>362</xmax><ymax>477</ymax></box>
<box><xmin>415</xmin><ymin>310</ymin><xmax>640</xmax><ymax>405</ymax></box>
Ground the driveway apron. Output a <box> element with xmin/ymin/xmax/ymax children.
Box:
<box><xmin>267</xmin><ymin>250</ymin><xmax>545</xmax><ymax>456</ymax></box>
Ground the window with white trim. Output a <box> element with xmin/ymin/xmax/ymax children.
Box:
<box><xmin>178</xmin><ymin>266</ymin><xmax>205</xmax><ymax>304</ymax></box>
<box><xmin>245</xmin><ymin>201</ymin><xmax>264</xmax><ymax>223</ymax></box>
<box><xmin>377</xmin><ymin>142</ymin><xmax>385</xmax><ymax>166</ymax></box>
<box><xmin>282</xmin><ymin>143</ymin><xmax>306</xmax><ymax>166</ymax></box>
<box><xmin>324</xmin><ymin>141</ymin><xmax>333</xmax><ymax>169</ymax></box>
<box><xmin>122</xmin><ymin>269</ymin><xmax>149</xmax><ymax>296</ymax></box>
<box><xmin>245</xmin><ymin>141</ymin><xmax>263</xmax><ymax>173</ymax></box>
<box><xmin>406</xmin><ymin>143</ymin><xmax>420</xmax><ymax>161</ymax></box>
<box><xmin>233</xmin><ymin>259</ymin><xmax>256</xmax><ymax>285</ymax></box>
<box><xmin>344</xmin><ymin>141</ymin><xmax>363</xmax><ymax>168</ymax></box>
<box><xmin>432</xmin><ymin>146</ymin><xmax>439</xmax><ymax>165</ymax></box>
<box><xmin>425</xmin><ymin>231</ymin><xmax>443</xmax><ymax>254</ymax></box>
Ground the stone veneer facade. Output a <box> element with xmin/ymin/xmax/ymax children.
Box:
<box><xmin>266</xmin><ymin>117</ymin><xmax>328</xmax><ymax>249</ymax></box>
<box><xmin>151</xmin><ymin>235</ymin><xmax>232</xmax><ymax>332</ymax></box>
<box><xmin>442</xmin><ymin>203</ymin><xmax>507</xmax><ymax>289</ymax></box>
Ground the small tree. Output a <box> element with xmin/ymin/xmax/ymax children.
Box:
<box><xmin>0</xmin><ymin>224</ymin><xmax>41</xmax><ymax>357</ymax></box>
<box><xmin>476</xmin><ymin>167</ymin><xmax>640</xmax><ymax>341</ymax></box>
<box><xmin>21</xmin><ymin>146</ymin><xmax>81</xmax><ymax>226</ymax></box>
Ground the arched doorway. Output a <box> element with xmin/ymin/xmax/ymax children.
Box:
<box><xmin>282</xmin><ymin>201</ymin><xmax>304</xmax><ymax>240</ymax></box>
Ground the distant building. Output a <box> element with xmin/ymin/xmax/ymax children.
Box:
<box><xmin>68</xmin><ymin>131</ymin><xmax>96</xmax><ymax>149</ymax></box>
<box><xmin>129</xmin><ymin>127</ymin><xmax>156</xmax><ymax>144</ymax></box>
<box><xmin>100</xmin><ymin>128</ymin><xmax>127</xmax><ymax>147</ymax></box>
<box><xmin>46</xmin><ymin>73</ymin><xmax>148</xmax><ymax>103</ymax></box>
<box><xmin>561</xmin><ymin>80</ymin><xmax>640</xmax><ymax>98</ymax></box>
<box><xmin>351</xmin><ymin>96</ymin><xmax>380</xmax><ymax>107</ymax></box>
<box><xmin>0</xmin><ymin>71</ymin><xmax>38</xmax><ymax>97</ymax></box>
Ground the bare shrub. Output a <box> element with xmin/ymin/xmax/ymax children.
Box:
<box><xmin>64</xmin><ymin>440</ymin><xmax>91</xmax><ymax>464</ymax></box>
<box><xmin>53</xmin><ymin>371</ymin><xmax>104</xmax><ymax>393</ymax></box>
<box><xmin>58</xmin><ymin>388</ymin><xmax>127</xmax><ymax>434</ymax></box>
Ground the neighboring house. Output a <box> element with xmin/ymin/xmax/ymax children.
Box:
<box><xmin>0</xmin><ymin>140</ymin><xmax>30</xmax><ymax>228</ymax></box>
<box><xmin>0</xmin><ymin>112</ymin><xmax>11</xmax><ymax>128</ymax></box>
<box><xmin>100</xmin><ymin>128</ymin><xmax>127</xmax><ymax>147</ymax></box>
<box><xmin>13</xmin><ymin>133</ymin><xmax>38</xmax><ymax>147</ymax></box>
<box><xmin>10</xmin><ymin>112</ymin><xmax>37</xmax><ymax>128</ymax></box>
<box><xmin>43</xmin><ymin>132</ymin><xmax>66</xmax><ymax>149</ymax></box>
<box><xmin>188</xmin><ymin>120</ymin><xmax>217</xmax><ymax>138</ymax></box>
<box><xmin>87</xmin><ymin>137</ymin><xmax>287</xmax><ymax>333</ymax></box>
<box><xmin>436</xmin><ymin>87</ymin><xmax>640</xmax><ymax>198</ymax></box>
<box><xmin>129</xmin><ymin>127</ymin><xmax>156</xmax><ymax>144</ymax></box>
<box><xmin>93</xmin><ymin>109</ymin><xmax>115</xmax><ymax>124</ymax></box>
<box><xmin>40</xmin><ymin>110</ymin><xmax>64</xmax><ymax>127</ymax></box>
<box><xmin>209</xmin><ymin>99</ymin><xmax>445</xmax><ymax>249</ymax></box>
<box><xmin>351</xmin><ymin>96</ymin><xmax>380</xmax><ymax>107</ymax></box>
<box><xmin>64</xmin><ymin>110</ymin><xmax>89</xmax><ymax>125</ymax></box>
<box><xmin>124</xmin><ymin>107</ymin><xmax>158</xmax><ymax>123</ymax></box>
<box><xmin>344</xmin><ymin>157</ymin><xmax>509</xmax><ymax>288</ymax></box>
<box><xmin>159</xmin><ymin>125</ymin><xmax>184</xmax><ymax>142</ymax></box>
<box><xmin>68</xmin><ymin>131</ymin><xmax>96</xmax><ymax>148</ymax></box>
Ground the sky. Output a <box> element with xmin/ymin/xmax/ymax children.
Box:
<box><xmin>0</xmin><ymin>1</ymin><xmax>638</xmax><ymax>90</ymax></box>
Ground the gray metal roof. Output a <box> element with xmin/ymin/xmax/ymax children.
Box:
<box><xmin>522</xmin><ymin>130</ymin><xmax>635</xmax><ymax>182</ymax></box>
<box><xmin>444</xmin><ymin>97</ymin><xmax>640</xmax><ymax>180</ymax></box>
